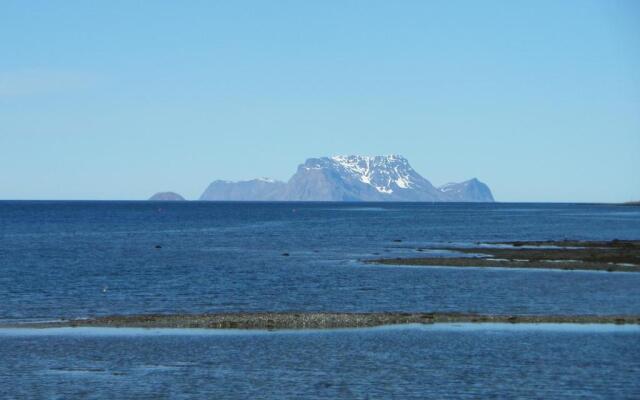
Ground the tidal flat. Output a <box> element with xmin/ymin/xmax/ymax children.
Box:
<box><xmin>5</xmin><ymin>312</ymin><xmax>640</xmax><ymax>330</ymax></box>
<box><xmin>369</xmin><ymin>240</ymin><xmax>640</xmax><ymax>272</ymax></box>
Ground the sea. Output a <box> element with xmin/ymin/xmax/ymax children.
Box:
<box><xmin>0</xmin><ymin>201</ymin><xmax>639</xmax><ymax>399</ymax></box>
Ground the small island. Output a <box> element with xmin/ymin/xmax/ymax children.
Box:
<box><xmin>148</xmin><ymin>192</ymin><xmax>186</xmax><ymax>201</ymax></box>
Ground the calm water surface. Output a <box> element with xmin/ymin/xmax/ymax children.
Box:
<box><xmin>1</xmin><ymin>325</ymin><xmax>639</xmax><ymax>399</ymax></box>
<box><xmin>1</xmin><ymin>202</ymin><xmax>639</xmax><ymax>398</ymax></box>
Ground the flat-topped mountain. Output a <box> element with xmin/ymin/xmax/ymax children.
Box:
<box><xmin>199</xmin><ymin>155</ymin><xmax>494</xmax><ymax>202</ymax></box>
<box><xmin>149</xmin><ymin>192</ymin><xmax>186</xmax><ymax>201</ymax></box>
<box><xmin>200</xmin><ymin>178</ymin><xmax>286</xmax><ymax>201</ymax></box>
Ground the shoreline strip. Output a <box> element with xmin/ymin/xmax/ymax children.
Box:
<box><xmin>3</xmin><ymin>312</ymin><xmax>639</xmax><ymax>330</ymax></box>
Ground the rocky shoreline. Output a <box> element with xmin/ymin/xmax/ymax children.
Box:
<box><xmin>368</xmin><ymin>240</ymin><xmax>640</xmax><ymax>272</ymax></box>
<box><xmin>4</xmin><ymin>312</ymin><xmax>640</xmax><ymax>330</ymax></box>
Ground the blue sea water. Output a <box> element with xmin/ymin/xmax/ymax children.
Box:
<box><xmin>1</xmin><ymin>324</ymin><xmax>639</xmax><ymax>399</ymax></box>
<box><xmin>1</xmin><ymin>201</ymin><xmax>639</xmax><ymax>398</ymax></box>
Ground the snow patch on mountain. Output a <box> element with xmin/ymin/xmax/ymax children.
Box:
<box><xmin>257</xmin><ymin>177</ymin><xmax>276</xmax><ymax>183</ymax></box>
<box><xmin>330</xmin><ymin>155</ymin><xmax>417</xmax><ymax>194</ymax></box>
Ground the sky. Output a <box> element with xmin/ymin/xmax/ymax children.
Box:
<box><xmin>1</xmin><ymin>1</ymin><xmax>639</xmax><ymax>202</ymax></box>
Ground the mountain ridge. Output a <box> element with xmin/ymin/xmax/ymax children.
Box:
<box><xmin>198</xmin><ymin>155</ymin><xmax>494</xmax><ymax>202</ymax></box>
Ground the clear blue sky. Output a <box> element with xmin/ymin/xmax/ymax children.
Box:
<box><xmin>1</xmin><ymin>1</ymin><xmax>638</xmax><ymax>202</ymax></box>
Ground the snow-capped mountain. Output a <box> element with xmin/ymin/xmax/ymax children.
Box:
<box><xmin>199</xmin><ymin>155</ymin><xmax>494</xmax><ymax>202</ymax></box>
<box><xmin>328</xmin><ymin>155</ymin><xmax>418</xmax><ymax>193</ymax></box>
<box><xmin>283</xmin><ymin>155</ymin><xmax>443</xmax><ymax>201</ymax></box>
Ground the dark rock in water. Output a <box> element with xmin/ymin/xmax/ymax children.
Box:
<box><xmin>281</xmin><ymin>252</ymin><xmax>290</xmax><ymax>256</ymax></box>
<box><xmin>155</xmin><ymin>245</ymin><xmax>162</xmax><ymax>249</ymax></box>
<box><xmin>369</xmin><ymin>240</ymin><xmax>640</xmax><ymax>273</ymax></box>
<box><xmin>149</xmin><ymin>192</ymin><xmax>186</xmax><ymax>201</ymax></box>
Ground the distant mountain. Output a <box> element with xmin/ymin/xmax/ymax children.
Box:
<box><xmin>283</xmin><ymin>155</ymin><xmax>443</xmax><ymax>201</ymax></box>
<box><xmin>437</xmin><ymin>178</ymin><xmax>494</xmax><ymax>202</ymax></box>
<box><xmin>199</xmin><ymin>155</ymin><xmax>495</xmax><ymax>202</ymax></box>
<box><xmin>149</xmin><ymin>192</ymin><xmax>186</xmax><ymax>201</ymax></box>
<box><xmin>200</xmin><ymin>178</ymin><xmax>286</xmax><ymax>201</ymax></box>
